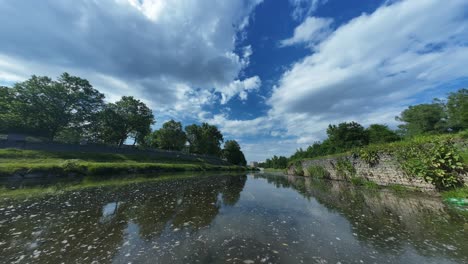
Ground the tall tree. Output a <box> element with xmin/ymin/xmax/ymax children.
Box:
<box><xmin>95</xmin><ymin>96</ymin><xmax>155</xmax><ymax>146</ymax></box>
<box><xmin>222</xmin><ymin>140</ymin><xmax>247</xmax><ymax>166</ymax></box>
<box><xmin>396</xmin><ymin>102</ymin><xmax>447</xmax><ymax>137</ymax></box>
<box><xmin>327</xmin><ymin>121</ymin><xmax>369</xmax><ymax>151</ymax></box>
<box><xmin>366</xmin><ymin>124</ymin><xmax>400</xmax><ymax>144</ymax></box>
<box><xmin>446</xmin><ymin>88</ymin><xmax>468</xmax><ymax>131</ymax></box>
<box><xmin>153</xmin><ymin>120</ymin><xmax>187</xmax><ymax>151</ymax></box>
<box><xmin>185</xmin><ymin>123</ymin><xmax>224</xmax><ymax>156</ymax></box>
<box><xmin>0</xmin><ymin>73</ymin><xmax>105</xmax><ymax>140</ymax></box>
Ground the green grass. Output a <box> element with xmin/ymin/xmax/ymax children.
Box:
<box><xmin>441</xmin><ymin>187</ymin><xmax>468</xmax><ymax>200</ymax></box>
<box><xmin>0</xmin><ymin>149</ymin><xmax>247</xmax><ymax>176</ymax></box>
<box><xmin>0</xmin><ymin>172</ymin><xmax>230</xmax><ymax>199</ymax></box>
<box><xmin>306</xmin><ymin>165</ymin><xmax>330</xmax><ymax>179</ymax></box>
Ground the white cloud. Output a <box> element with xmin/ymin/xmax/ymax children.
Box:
<box><xmin>289</xmin><ymin>0</ymin><xmax>327</xmax><ymax>21</ymax></box>
<box><xmin>218</xmin><ymin>76</ymin><xmax>262</xmax><ymax>104</ymax></box>
<box><xmin>0</xmin><ymin>0</ymin><xmax>263</xmax><ymax>114</ymax></box>
<box><xmin>280</xmin><ymin>17</ymin><xmax>333</xmax><ymax>47</ymax></box>
<box><xmin>212</xmin><ymin>0</ymin><xmax>468</xmax><ymax>162</ymax></box>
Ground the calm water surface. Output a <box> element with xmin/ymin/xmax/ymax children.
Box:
<box><xmin>0</xmin><ymin>173</ymin><xmax>467</xmax><ymax>264</ymax></box>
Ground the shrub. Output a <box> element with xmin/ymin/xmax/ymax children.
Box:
<box><xmin>294</xmin><ymin>161</ymin><xmax>304</xmax><ymax>176</ymax></box>
<box><xmin>307</xmin><ymin>165</ymin><xmax>330</xmax><ymax>179</ymax></box>
<box><xmin>359</xmin><ymin>148</ymin><xmax>380</xmax><ymax>166</ymax></box>
<box><xmin>396</xmin><ymin>138</ymin><xmax>465</xmax><ymax>189</ymax></box>
<box><xmin>336</xmin><ymin>158</ymin><xmax>356</xmax><ymax>178</ymax></box>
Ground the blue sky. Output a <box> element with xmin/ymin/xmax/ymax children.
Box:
<box><xmin>1</xmin><ymin>0</ymin><xmax>468</xmax><ymax>162</ymax></box>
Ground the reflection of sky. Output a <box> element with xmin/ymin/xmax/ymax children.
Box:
<box><xmin>110</xmin><ymin>175</ymin><xmax>460</xmax><ymax>264</ymax></box>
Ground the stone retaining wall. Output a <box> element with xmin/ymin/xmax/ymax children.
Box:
<box><xmin>287</xmin><ymin>155</ymin><xmax>442</xmax><ymax>191</ymax></box>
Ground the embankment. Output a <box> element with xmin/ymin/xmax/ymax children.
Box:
<box><xmin>287</xmin><ymin>136</ymin><xmax>468</xmax><ymax>191</ymax></box>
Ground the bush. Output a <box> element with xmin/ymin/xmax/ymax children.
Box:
<box><xmin>359</xmin><ymin>148</ymin><xmax>380</xmax><ymax>166</ymax></box>
<box><xmin>336</xmin><ymin>158</ymin><xmax>356</xmax><ymax>178</ymax></box>
<box><xmin>396</xmin><ymin>138</ymin><xmax>465</xmax><ymax>189</ymax></box>
<box><xmin>293</xmin><ymin>161</ymin><xmax>304</xmax><ymax>176</ymax></box>
<box><xmin>306</xmin><ymin>165</ymin><xmax>330</xmax><ymax>179</ymax></box>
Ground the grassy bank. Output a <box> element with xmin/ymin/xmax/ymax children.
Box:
<box><xmin>0</xmin><ymin>148</ymin><xmax>249</xmax><ymax>177</ymax></box>
<box><xmin>0</xmin><ymin>172</ymin><xmax>239</xmax><ymax>200</ymax></box>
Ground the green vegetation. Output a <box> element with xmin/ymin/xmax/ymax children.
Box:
<box><xmin>144</xmin><ymin>119</ymin><xmax>187</xmax><ymax>150</ymax></box>
<box><xmin>293</xmin><ymin>161</ymin><xmax>304</xmax><ymax>176</ymax></box>
<box><xmin>349</xmin><ymin>177</ymin><xmax>379</xmax><ymax>189</ymax></box>
<box><xmin>336</xmin><ymin>158</ymin><xmax>356</xmax><ymax>178</ymax></box>
<box><xmin>258</xmin><ymin>155</ymin><xmax>289</xmax><ymax>169</ymax></box>
<box><xmin>356</xmin><ymin>133</ymin><xmax>467</xmax><ymax>189</ymax></box>
<box><xmin>441</xmin><ymin>187</ymin><xmax>468</xmax><ymax>200</ymax></box>
<box><xmin>0</xmin><ymin>172</ymin><xmax>231</xmax><ymax>199</ymax></box>
<box><xmin>0</xmin><ymin>149</ymin><xmax>248</xmax><ymax>177</ymax></box>
<box><xmin>222</xmin><ymin>140</ymin><xmax>247</xmax><ymax>166</ymax></box>
<box><xmin>306</xmin><ymin>165</ymin><xmax>329</xmax><ymax>179</ymax></box>
<box><xmin>0</xmin><ymin>73</ymin><xmax>248</xmax><ymax>163</ymax></box>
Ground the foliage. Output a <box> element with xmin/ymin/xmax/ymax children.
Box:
<box><xmin>60</xmin><ymin>159</ymin><xmax>86</xmax><ymax>174</ymax></box>
<box><xmin>441</xmin><ymin>187</ymin><xmax>468</xmax><ymax>200</ymax></box>
<box><xmin>293</xmin><ymin>161</ymin><xmax>304</xmax><ymax>176</ymax></box>
<box><xmin>306</xmin><ymin>165</ymin><xmax>330</xmax><ymax>179</ymax></box>
<box><xmin>0</xmin><ymin>149</ymin><xmax>247</xmax><ymax>176</ymax></box>
<box><xmin>335</xmin><ymin>158</ymin><xmax>356</xmax><ymax>178</ymax></box>
<box><xmin>259</xmin><ymin>155</ymin><xmax>288</xmax><ymax>169</ymax></box>
<box><xmin>446</xmin><ymin>88</ymin><xmax>468</xmax><ymax>131</ymax></box>
<box><xmin>366</xmin><ymin>124</ymin><xmax>400</xmax><ymax>144</ymax></box>
<box><xmin>222</xmin><ymin>140</ymin><xmax>247</xmax><ymax>166</ymax></box>
<box><xmin>327</xmin><ymin>121</ymin><xmax>369</xmax><ymax>152</ymax></box>
<box><xmin>396</xmin><ymin>102</ymin><xmax>447</xmax><ymax>137</ymax></box>
<box><xmin>0</xmin><ymin>73</ymin><xmax>105</xmax><ymax>140</ymax></box>
<box><xmin>94</xmin><ymin>96</ymin><xmax>155</xmax><ymax>146</ymax></box>
<box><xmin>359</xmin><ymin>148</ymin><xmax>380</xmax><ymax>166</ymax></box>
<box><xmin>395</xmin><ymin>138</ymin><xmax>465</xmax><ymax>189</ymax></box>
<box><xmin>185</xmin><ymin>123</ymin><xmax>224</xmax><ymax>156</ymax></box>
<box><xmin>148</xmin><ymin>120</ymin><xmax>187</xmax><ymax>150</ymax></box>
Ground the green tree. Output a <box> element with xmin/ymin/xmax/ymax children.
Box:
<box><xmin>0</xmin><ymin>73</ymin><xmax>105</xmax><ymax>139</ymax></box>
<box><xmin>366</xmin><ymin>124</ymin><xmax>400</xmax><ymax>144</ymax></box>
<box><xmin>327</xmin><ymin>122</ymin><xmax>369</xmax><ymax>151</ymax></box>
<box><xmin>185</xmin><ymin>123</ymin><xmax>224</xmax><ymax>156</ymax></box>
<box><xmin>153</xmin><ymin>120</ymin><xmax>187</xmax><ymax>151</ymax></box>
<box><xmin>446</xmin><ymin>88</ymin><xmax>468</xmax><ymax>131</ymax></box>
<box><xmin>222</xmin><ymin>140</ymin><xmax>247</xmax><ymax>166</ymax></box>
<box><xmin>396</xmin><ymin>102</ymin><xmax>447</xmax><ymax>137</ymax></box>
<box><xmin>95</xmin><ymin>96</ymin><xmax>154</xmax><ymax>146</ymax></box>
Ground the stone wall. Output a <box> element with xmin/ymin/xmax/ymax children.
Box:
<box><xmin>287</xmin><ymin>155</ymin><xmax>437</xmax><ymax>191</ymax></box>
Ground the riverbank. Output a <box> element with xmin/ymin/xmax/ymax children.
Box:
<box><xmin>0</xmin><ymin>149</ymin><xmax>251</xmax><ymax>179</ymax></box>
<box><xmin>287</xmin><ymin>133</ymin><xmax>468</xmax><ymax>193</ymax></box>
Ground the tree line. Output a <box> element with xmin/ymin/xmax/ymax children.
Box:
<box><xmin>0</xmin><ymin>73</ymin><xmax>247</xmax><ymax>166</ymax></box>
<box><xmin>261</xmin><ymin>88</ymin><xmax>467</xmax><ymax>168</ymax></box>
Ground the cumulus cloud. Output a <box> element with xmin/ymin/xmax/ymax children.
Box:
<box><xmin>280</xmin><ymin>17</ymin><xmax>333</xmax><ymax>47</ymax></box>
<box><xmin>218</xmin><ymin>76</ymin><xmax>262</xmax><ymax>104</ymax></box>
<box><xmin>213</xmin><ymin>0</ymin><xmax>468</xmax><ymax>161</ymax></box>
<box><xmin>0</xmin><ymin>0</ymin><xmax>262</xmax><ymax>111</ymax></box>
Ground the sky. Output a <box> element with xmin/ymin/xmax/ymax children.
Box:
<box><xmin>1</xmin><ymin>0</ymin><xmax>468</xmax><ymax>162</ymax></box>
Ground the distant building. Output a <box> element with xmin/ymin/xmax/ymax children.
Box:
<box><xmin>250</xmin><ymin>161</ymin><xmax>259</xmax><ymax>167</ymax></box>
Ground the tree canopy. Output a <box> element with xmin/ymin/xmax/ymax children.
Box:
<box><xmin>150</xmin><ymin>120</ymin><xmax>187</xmax><ymax>151</ymax></box>
<box><xmin>396</xmin><ymin>102</ymin><xmax>447</xmax><ymax>137</ymax></box>
<box><xmin>366</xmin><ymin>124</ymin><xmax>400</xmax><ymax>144</ymax></box>
<box><xmin>447</xmin><ymin>88</ymin><xmax>468</xmax><ymax>131</ymax></box>
<box><xmin>186</xmin><ymin>123</ymin><xmax>224</xmax><ymax>156</ymax></box>
<box><xmin>94</xmin><ymin>96</ymin><xmax>154</xmax><ymax>146</ymax></box>
<box><xmin>327</xmin><ymin>121</ymin><xmax>369</xmax><ymax>152</ymax></box>
<box><xmin>222</xmin><ymin>140</ymin><xmax>247</xmax><ymax>166</ymax></box>
<box><xmin>0</xmin><ymin>73</ymin><xmax>105</xmax><ymax>139</ymax></box>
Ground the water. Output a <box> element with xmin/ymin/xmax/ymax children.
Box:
<box><xmin>0</xmin><ymin>173</ymin><xmax>466</xmax><ymax>264</ymax></box>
